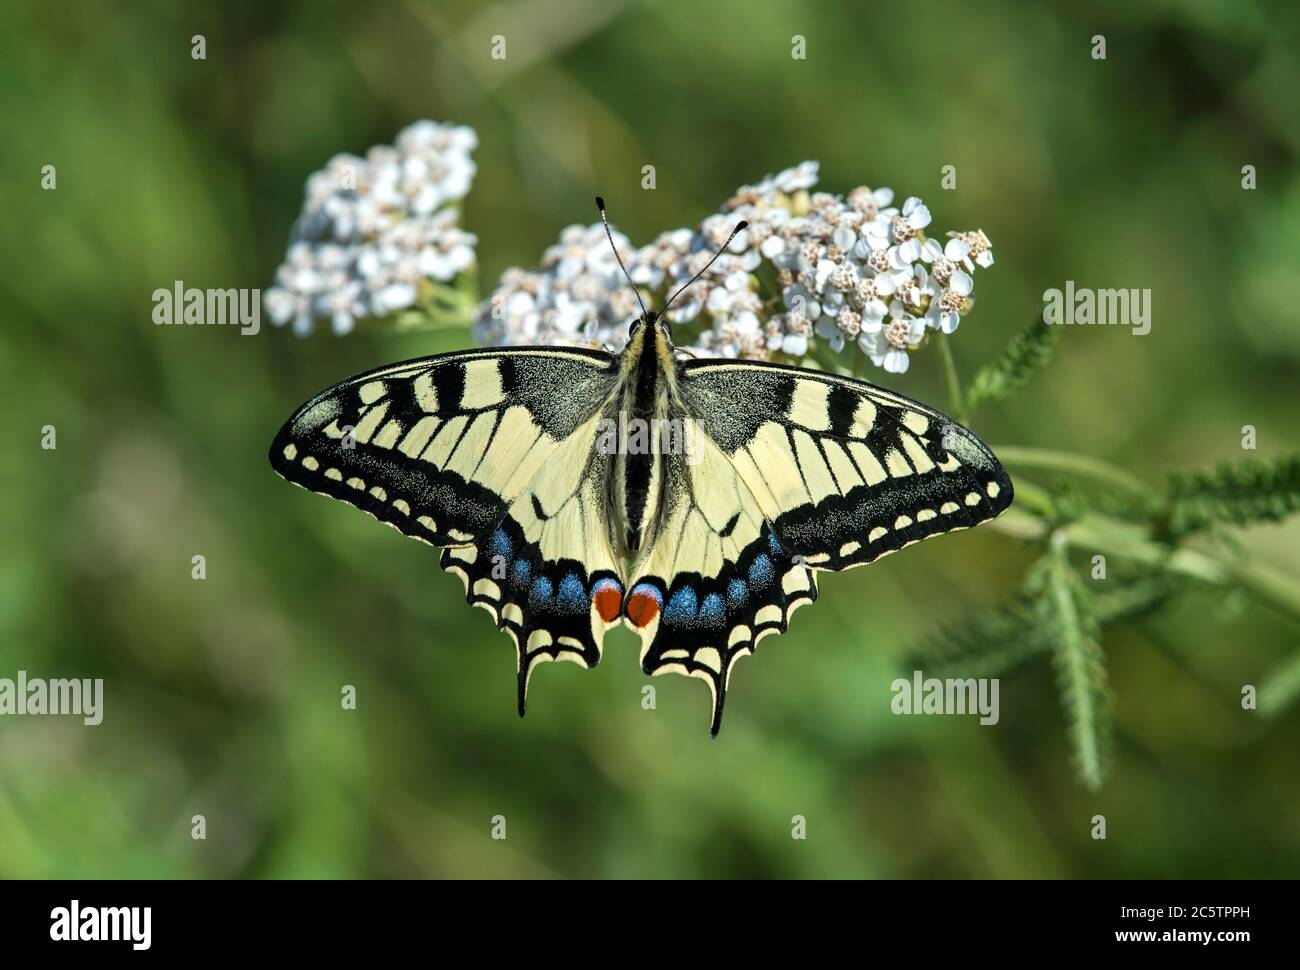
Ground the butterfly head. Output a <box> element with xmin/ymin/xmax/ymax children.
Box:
<box><xmin>595</xmin><ymin>196</ymin><xmax>745</xmax><ymax>343</ymax></box>
<box><xmin>629</xmin><ymin>308</ymin><xmax>663</xmax><ymax>339</ymax></box>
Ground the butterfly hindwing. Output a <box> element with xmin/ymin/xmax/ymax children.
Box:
<box><xmin>269</xmin><ymin>347</ymin><xmax>624</xmax><ymax>712</ymax></box>
<box><xmin>442</xmin><ymin>412</ymin><xmax>626</xmax><ymax>710</ymax></box>
<box><xmin>623</xmin><ymin>420</ymin><xmax>818</xmax><ymax>735</ymax></box>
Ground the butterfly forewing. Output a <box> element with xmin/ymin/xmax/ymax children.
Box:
<box><xmin>678</xmin><ymin>359</ymin><xmax>1014</xmax><ymax>569</ymax></box>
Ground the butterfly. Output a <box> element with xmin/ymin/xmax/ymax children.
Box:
<box><xmin>269</xmin><ymin>198</ymin><xmax>1013</xmax><ymax>734</ymax></box>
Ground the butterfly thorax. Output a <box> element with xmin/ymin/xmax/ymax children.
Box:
<box><xmin>607</xmin><ymin>317</ymin><xmax>681</xmax><ymax>559</ymax></box>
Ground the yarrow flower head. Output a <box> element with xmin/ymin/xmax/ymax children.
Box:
<box><xmin>472</xmin><ymin>223</ymin><xmax>659</xmax><ymax>348</ymax></box>
<box><xmin>476</xmin><ymin>161</ymin><xmax>993</xmax><ymax>377</ymax></box>
<box><xmin>264</xmin><ymin>120</ymin><xmax>478</xmax><ymax>336</ymax></box>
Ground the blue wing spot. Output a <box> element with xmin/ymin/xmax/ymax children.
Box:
<box><xmin>749</xmin><ymin>553</ymin><xmax>774</xmax><ymax>589</ymax></box>
<box><xmin>699</xmin><ymin>593</ymin><xmax>726</xmax><ymax>627</ymax></box>
<box><xmin>556</xmin><ymin>573</ymin><xmax>587</xmax><ymax>613</ymax></box>
<box><xmin>768</xmin><ymin>530</ymin><xmax>783</xmax><ymax>556</ymax></box>
<box><xmin>489</xmin><ymin>528</ymin><xmax>512</xmax><ymax>562</ymax></box>
<box><xmin>511</xmin><ymin>559</ymin><xmax>532</xmax><ymax>589</ymax></box>
<box><xmin>628</xmin><ymin>582</ymin><xmax>663</xmax><ymax>604</ymax></box>
<box><xmin>665</xmin><ymin>587</ymin><xmax>699</xmax><ymax>627</ymax></box>
<box><xmin>727</xmin><ymin>579</ymin><xmax>748</xmax><ymax>608</ymax></box>
<box><xmin>591</xmin><ymin>577</ymin><xmax>622</xmax><ymax>596</ymax></box>
<box><xmin>529</xmin><ymin>576</ymin><xmax>553</xmax><ymax>610</ymax></box>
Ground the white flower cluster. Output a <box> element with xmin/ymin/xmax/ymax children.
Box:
<box><xmin>667</xmin><ymin>162</ymin><xmax>995</xmax><ymax>372</ymax></box>
<box><xmin>264</xmin><ymin>121</ymin><xmax>478</xmax><ymax>336</ymax></box>
<box><xmin>476</xmin><ymin>162</ymin><xmax>993</xmax><ymax>375</ymax></box>
<box><xmin>473</xmin><ymin>223</ymin><xmax>653</xmax><ymax>348</ymax></box>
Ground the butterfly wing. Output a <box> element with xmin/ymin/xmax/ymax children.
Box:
<box><xmin>269</xmin><ymin>347</ymin><xmax>626</xmax><ymax>713</ymax></box>
<box><xmin>625</xmin><ymin>358</ymin><xmax>1013</xmax><ymax>733</ymax></box>
<box><xmin>681</xmin><ymin>359</ymin><xmax>1014</xmax><ymax>567</ymax></box>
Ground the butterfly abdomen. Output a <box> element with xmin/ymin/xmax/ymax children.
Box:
<box><xmin>607</xmin><ymin>321</ymin><xmax>676</xmax><ymax>558</ymax></box>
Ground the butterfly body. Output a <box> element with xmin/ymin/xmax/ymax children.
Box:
<box><xmin>609</xmin><ymin>313</ymin><xmax>666</xmax><ymax>556</ymax></box>
<box><xmin>270</xmin><ymin>304</ymin><xmax>1012</xmax><ymax>734</ymax></box>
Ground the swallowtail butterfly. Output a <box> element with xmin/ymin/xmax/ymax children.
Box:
<box><xmin>270</xmin><ymin>199</ymin><xmax>1013</xmax><ymax>734</ymax></box>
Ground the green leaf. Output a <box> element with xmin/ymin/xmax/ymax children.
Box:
<box><xmin>1164</xmin><ymin>453</ymin><xmax>1300</xmax><ymax>536</ymax></box>
<box><xmin>964</xmin><ymin>316</ymin><xmax>1059</xmax><ymax>414</ymax></box>
<box><xmin>1029</xmin><ymin>533</ymin><xmax>1115</xmax><ymax>791</ymax></box>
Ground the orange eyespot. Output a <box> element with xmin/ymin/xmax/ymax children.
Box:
<box><xmin>625</xmin><ymin>585</ymin><xmax>662</xmax><ymax>628</ymax></box>
<box><xmin>593</xmin><ymin>584</ymin><xmax>623</xmax><ymax>623</ymax></box>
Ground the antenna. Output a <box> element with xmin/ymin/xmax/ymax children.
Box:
<box><xmin>595</xmin><ymin>197</ymin><xmax>648</xmax><ymax>319</ymax></box>
<box><xmin>660</xmin><ymin>218</ymin><xmax>748</xmax><ymax>318</ymax></box>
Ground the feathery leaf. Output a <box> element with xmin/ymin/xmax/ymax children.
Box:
<box><xmin>910</xmin><ymin>573</ymin><xmax>1183</xmax><ymax>680</ymax></box>
<box><xmin>964</xmin><ymin>316</ymin><xmax>1060</xmax><ymax>414</ymax></box>
<box><xmin>1164</xmin><ymin>454</ymin><xmax>1300</xmax><ymax>536</ymax></box>
<box><xmin>911</xmin><ymin>602</ymin><xmax>1050</xmax><ymax>679</ymax></box>
<box><xmin>1028</xmin><ymin>533</ymin><xmax>1115</xmax><ymax>791</ymax></box>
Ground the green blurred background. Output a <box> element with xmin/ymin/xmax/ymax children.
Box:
<box><xmin>2</xmin><ymin>0</ymin><xmax>1298</xmax><ymax>878</ymax></box>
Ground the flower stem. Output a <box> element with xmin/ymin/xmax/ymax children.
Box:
<box><xmin>808</xmin><ymin>341</ymin><xmax>851</xmax><ymax>376</ymax></box>
<box><xmin>991</xmin><ymin>446</ymin><xmax>1149</xmax><ymax>498</ymax></box>
<box><xmin>851</xmin><ymin>342</ymin><xmax>866</xmax><ymax>379</ymax></box>
<box><xmin>934</xmin><ymin>334</ymin><xmax>965</xmax><ymax>421</ymax></box>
